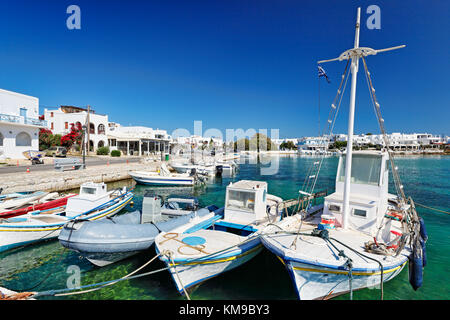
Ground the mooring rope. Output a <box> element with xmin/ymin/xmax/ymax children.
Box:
<box><xmin>54</xmin><ymin>253</ymin><xmax>163</xmax><ymax>297</ymax></box>
<box><xmin>415</xmin><ymin>202</ymin><xmax>450</xmax><ymax>215</ymax></box>
<box><xmin>17</xmin><ymin>219</ymin><xmax>401</xmax><ymax>301</ymax></box>
<box><xmin>32</xmin><ymin>256</ymin><xmax>171</xmax><ymax>299</ymax></box>
<box><xmin>163</xmin><ymin>250</ymin><xmax>191</xmax><ymax>300</ymax></box>
<box><xmin>269</xmin><ymin>228</ymin><xmax>385</xmax><ymax>300</ymax></box>
<box><xmin>30</xmin><ymin>232</ymin><xmax>262</xmax><ymax>299</ymax></box>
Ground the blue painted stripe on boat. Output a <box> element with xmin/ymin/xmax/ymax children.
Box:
<box><xmin>0</xmin><ymin>194</ymin><xmax>133</xmax><ymax>230</ymax></box>
<box><xmin>0</xmin><ymin>239</ymin><xmax>47</xmax><ymax>252</ymax></box>
<box><xmin>137</xmin><ymin>179</ymin><xmax>193</xmax><ymax>182</ymax></box>
<box><xmin>5</xmin><ymin>218</ymin><xmax>28</xmax><ymax>223</ymax></box>
<box><xmin>213</xmin><ymin>220</ymin><xmax>258</xmax><ymax>232</ymax></box>
<box><xmin>182</xmin><ymin>215</ymin><xmax>222</xmax><ymax>234</ymax></box>
<box><xmin>170</xmin><ymin>244</ymin><xmax>263</xmax><ymax>293</ymax></box>
<box><xmin>261</xmin><ymin>236</ymin><xmax>408</xmax><ymax>273</ymax></box>
<box><xmin>132</xmin><ymin>176</ymin><xmax>193</xmax><ymax>182</ymax></box>
<box><xmin>133</xmin><ymin>178</ymin><xmax>194</xmax><ymax>186</ymax></box>
<box><xmin>70</xmin><ymin>192</ymin><xmax>133</xmax><ymax>219</ymax></box>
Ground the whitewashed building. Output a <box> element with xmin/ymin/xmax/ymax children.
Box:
<box><xmin>331</xmin><ymin>132</ymin><xmax>446</xmax><ymax>150</ymax></box>
<box><xmin>0</xmin><ymin>88</ymin><xmax>46</xmax><ymax>159</ymax></box>
<box><xmin>173</xmin><ymin>135</ymin><xmax>223</xmax><ymax>149</ymax></box>
<box><xmin>43</xmin><ymin>106</ymin><xmax>109</xmax><ymax>152</ymax></box>
<box><xmin>297</xmin><ymin>136</ymin><xmax>329</xmax><ymax>154</ymax></box>
<box><xmin>107</xmin><ymin>124</ymin><xmax>171</xmax><ymax>156</ymax></box>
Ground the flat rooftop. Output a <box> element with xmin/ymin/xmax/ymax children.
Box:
<box><xmin>229</xmin><ymin>180</ymin><xmax>267</xmax><ymax>190</ymax></box>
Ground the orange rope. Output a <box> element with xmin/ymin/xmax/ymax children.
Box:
<box><xmin>0</xmin><ymin>291</ymin><xmax>35</xmax><ymax>300</ymax></box>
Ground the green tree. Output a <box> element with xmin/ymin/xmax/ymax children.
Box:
<box><xmin>96</xmin><ymin>146</ymin><xmax>110</xmax><ymax>155</ymax></box>
<box><xmin>330</xmin><ymin>140</ymin><xmax>347</xmax><ymax>150</ymax></box>
<box><xmin>39</xmin><ymin>129</ymin><xmax>62</xmax><ymax>151</ymax></box>
<box><xmin>234</xmin><ymin>138</ymin><xmax>249</xmax><ymax>151</ymax></box>
<box><xmin>280</xmin><ymin>141</ymin><xmax>297</xmax><ymax>150</ymax></box>
<box><xmin>249</xmin><ymin>133</ymin><xmax>277</xmax><ymax>151</ymax></box>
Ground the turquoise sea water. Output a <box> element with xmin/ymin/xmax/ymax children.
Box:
<box><xmin>0</xmin><ymin>155</ymin><xmax>448</xmax><ymax>300</ymax></box>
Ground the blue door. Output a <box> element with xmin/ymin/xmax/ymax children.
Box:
<box><xmin>20</xmin><ymin>108</ymin><xmax>27</xmax><ymax>118</ymax></box>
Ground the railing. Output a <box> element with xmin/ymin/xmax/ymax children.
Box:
<box><xmin>0</xmin><ymin>113</ymin><xmax>47</xmax><ymax>127</ymax></box>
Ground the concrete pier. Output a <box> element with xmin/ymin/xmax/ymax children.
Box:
<box><xmin>0</xmin><ymin>160</ymin><xmax>159</xmax><ymax>194</ymax></box>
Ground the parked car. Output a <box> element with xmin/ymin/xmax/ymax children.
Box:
<box><xmin>45</xmin><ymin>146</ymin><xmax>67</xmax><ymax>157</ymax></box>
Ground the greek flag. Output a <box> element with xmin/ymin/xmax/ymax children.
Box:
<box><xmin>318</xmin><ymin>65</ymin><xmax>330</xmax><ymax>83</ymax></box>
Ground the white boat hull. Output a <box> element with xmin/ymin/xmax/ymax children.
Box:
<box><xmin>279</xmin><ymin>255</ymin><xmax>406</xmax><ymax>300</ymax></box>
<box><xmin>158</xmin><ymin>238</ymin><xmax>263</xmax><ymax>294</ymax></box>
<box><xmin>260</xmin><ymin>216</ymin><xmax>410</xmax><ymax>300</ymax></box>
<box><xmin>0</xmin><ymin>193</ymin><xmax>133</xmax><ymax>252</ymax></box>
<box><xmin>171</xmin><ymin>164</ymin><xmax>216</xmax><ymax>176</ymax></box>
<box><xmin>129</xmin><ymin>171</ymin><xmax>195</xmax><ymax>186</ymax></box>
<box><xmin>85</xmin><ymin>251</ymin><xmax>140</xmax><ymax>267</ymax></box>
<box><xmin>0</xmin><ymin>191</ymin><xmax>48</xmax><ymax>211</ymax></box>
<box><xmin>169</xmin><ymin>164</ymin><xmax>192</xmax><ymax>174</ymax></box>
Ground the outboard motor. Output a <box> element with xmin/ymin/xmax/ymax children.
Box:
<box><xmin>141</xmin><ymin>192</ymin><xmax>163</xmax><ymax>224</ymax></box>
<box><xmin>189</xmin><ymin>198</ymin><xmax>199</xmax><ymax>211</ymax></box>
<box><xmin>215</xmin><ymin>165</ymin><xmax>223</xmax><ymax>178</ymax></box>
<box><xmin>189</xmin><ymin>168</ymin><xmax>197</xmax><ymax>176</ymax></box>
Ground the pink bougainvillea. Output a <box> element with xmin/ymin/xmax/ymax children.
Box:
<box><xmin>61</xmin><ymin>123</ymin><xmax>82</xmax><ymax>149</ymax></box>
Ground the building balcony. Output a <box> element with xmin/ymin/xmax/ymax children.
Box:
<box><xmin>0</xmin><ymin>113</ymin><xmax>47</xmax><ymax>127</ymax></box>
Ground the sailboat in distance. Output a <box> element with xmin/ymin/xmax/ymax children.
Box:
<box><xmin>260</xmin><ymin>7</ymin><xmax>427</xmax><ymax>300</ymax></box>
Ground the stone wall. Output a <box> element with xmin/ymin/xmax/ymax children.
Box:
<box><xmin>0</xmin><ymin>161</ymin><xmax>159</xmax><ymax>194</ymax></box>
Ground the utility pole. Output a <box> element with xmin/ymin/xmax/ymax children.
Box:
<box><xmin>86</xmin><ymin>105</ymin><xmax>91</xmax><ymax>156</ymax></box>
<box><xmin>82</xmin><ymin>124</ymin><xmax>86</xmax><ymax>169</ymax></box>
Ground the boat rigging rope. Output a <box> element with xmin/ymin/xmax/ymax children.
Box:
<box><xmin>290</xmin><ymin>59</ymin><xmax>351</xmax><ymax>250</ymax></box>
<box><xmin>360</xmin><ymin>56</ymin><xmax>426</xmax><ymax>261</ymax></box>
<box><xmin>361</xmin><ymin>56</ymin><xmax>406</xmax><ymax>205</ymax></box>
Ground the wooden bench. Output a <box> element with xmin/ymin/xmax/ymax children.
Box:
<box><xmin>54</xmin><ymin>158</ymin><xmax>85</xmax><ymax>171</ymax></box>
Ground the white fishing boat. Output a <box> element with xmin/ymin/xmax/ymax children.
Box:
<box><xmin>260</xmin><ymin>8</ymin><xmax>426</xmax><ymax>300</ymax></box>
<box><xmin>0</xmin><ymin>182</ymin><xmax>133</xmax><ymax>252</ymax></box>
<box><xmin>169</xmin><ymin>161</ymin><xmax>218</xmax><ymax>177</ymax></box>
<box><xmin>129</xmin><ymin>163</ymin><xmax>200</xmax><ymax>186</ymax></box>
<box><xmin>215</xmin><ymin>160</ymin><xmax>237</xmax><ymax>176</ymax></box>
<box><xmin>155</xmin><ymin>180</ymin><xmax>283</xmax><ymax>295</ymax></box>
<box><xmin>0</xmin><ymin>191</ymin><xmax>49</xmax><ymax>211</ymax></box>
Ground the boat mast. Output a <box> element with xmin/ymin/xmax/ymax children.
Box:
<box><xmin>342</xmin><ymin>7</ymin><xmax>361</xmax><ymax>229</ymax></box>
<box><xmin>316</xmin><ymin>8</ymin><xmax>405</xmax><ymax>230</ymax></box>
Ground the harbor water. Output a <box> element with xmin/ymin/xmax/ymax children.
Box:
<box><xmin>0</xmin><ymin>155</ymin><xmax>448</xmax><ymax>300</ymax></box>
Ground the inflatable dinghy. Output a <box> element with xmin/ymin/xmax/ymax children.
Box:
<box><xmin>58</xmin><ymin>194</ymin><xmax>220</xmax><ymax>266</ymax></box>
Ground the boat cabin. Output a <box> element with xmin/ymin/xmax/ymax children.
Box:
<box><xmin>323</xmin><ymin>151</ymin><xmax>389</xmax><ymax>236</ymax></box>
<box><xmin>65</xmin><ymin>182</ymin><xmax>110</xmax><ymax>218</ymax></box>
<box><xmin>224</xmin><ymin>180</ymin><xmax>269</xmax><ymax>225</ymax></box>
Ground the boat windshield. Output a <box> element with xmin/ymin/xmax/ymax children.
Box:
<box><xmin>80</xmin><ymin>187</ymin><xmax>97</xmax><ymax>195</ymax></box>
<box><xmin>226</xmin><ymin>190</ymin><xmax>256</xmax><ymax>213</ymax></box>
<box><xmin>338</xmin><ymin>154</ymin><xmax>382</xmax><ymax>186</ymax></box>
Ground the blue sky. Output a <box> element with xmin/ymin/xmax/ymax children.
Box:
<box><xmin>0</xmin><ymin>0</ymin><xmax>448</xmax><ymax>138</ymax></box>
